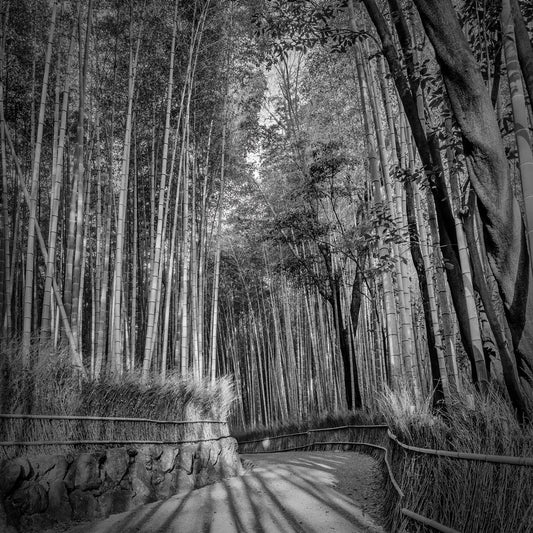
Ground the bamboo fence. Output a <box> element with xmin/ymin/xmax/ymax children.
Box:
<box><xmin>0</xmin><ymin>414</ymin><xmax>230</xmax><ymax>458</ymax></box>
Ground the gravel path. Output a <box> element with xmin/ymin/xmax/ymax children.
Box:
<box><xmin>66</xmin><ymin>451</ymin><xmax>387</xmax><ymax>533</ymax></box>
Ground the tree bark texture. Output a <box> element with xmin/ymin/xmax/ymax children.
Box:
<box><xmin>413</xmin><ymin>0</ymin><xmax>533</xmax><ymax>409</ymax></box>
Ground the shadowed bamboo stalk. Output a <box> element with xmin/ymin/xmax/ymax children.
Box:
<box><xmin>501</xmin><ymin>0</ymin><xmax>533</xmax><ymax>263</ymax></box>
<box><xmin>365</xmin><ymin>55</ymin><xmax>406</xmax><ymax>389</ymax></box>
<box><xmin>348</xmin><ymin>10</ymin><xmax>401</xmax><ymax>389</ymax></box>
<box><xmin>69</xmin><ymin>0</ymin><xmax>93</xmax><ymax>353</ymax></box>
<box><xmin>41</xmin><ymin>15</ymin><xmax>77</xmax><ymax>342</ymax></box>
<box><xmin>375</xmin><ymin>48</ymin><xmax>420</xmax><ymax>399</ymax></box>
<box><xmin>111</xmin><ymin>10</ymin><xmax>143</xmax><ymax>376</ymax></box>
<box><xmin>0</xmin><ymin>3</ymin><xmax>10</xmax><ymax>340</ymax></box>
<box><xmin>209</xmin><ymin>124</ymin><xmax>226</xmax><ymax>383</ymax></box>
<box><xmin>21</xmin><ymin>1</ymin><xmax>58</xmax><ymax>366</ymax></box>
<box><xmin>142</xmin><ymin>0</ymin><xmax>179</xmax><ymax>380</ymax></box>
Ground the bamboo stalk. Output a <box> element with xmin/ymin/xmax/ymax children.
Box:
<box><xmin>142</xmin><ymin>0</ymin><xmax>179</xmax><ymax>379</ymax></box>
<box><xmin>501</xmin><ymin>0</ymin><xmax>533</xmax><ymax>263</ymax></box>
<box><xmin>21</xmin><ymin>1</ymin><xmax>58</xmax><ymax>365</ymax></box>
<box><xmin>111</xmin><ymin>11</ymin><xmax>143</xmax><ymax>376</ymax></box>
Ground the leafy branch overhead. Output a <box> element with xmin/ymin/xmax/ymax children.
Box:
<box><xmin>253</xmin><ymin>0</ymin><xmax>368</xmax><ymax>62</ymax></box>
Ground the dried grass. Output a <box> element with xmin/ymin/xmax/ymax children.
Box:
<box><xmin>0</xmin><ymin>340</ymin><xmax>235</xmax><ymax>459</ymax></box>
<box><xmin>0</xmin><ymin>338</ymin><xmax>82</xmax><ymax>416</ymax></box>
<box><xmin>378</xmin><ymin>385</ymin><xmax>533</xmax><ymax>533</ymax></box>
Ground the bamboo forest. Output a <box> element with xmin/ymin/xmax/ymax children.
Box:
<box><xmin>1</xmin><ymin>0</ymin><xmax>533</xmax><ymax>531</ymax></box>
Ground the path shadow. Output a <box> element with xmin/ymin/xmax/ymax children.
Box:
<box><xmin>66</xmin><ymin>451</ymin><xmax>385</xmax><ymax>533</ymax></box>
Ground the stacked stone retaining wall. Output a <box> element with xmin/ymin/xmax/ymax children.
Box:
<box><xmin>0</xmin><ymin>436</ymin><xmax>242</xmax><ymax>532</ymax></box>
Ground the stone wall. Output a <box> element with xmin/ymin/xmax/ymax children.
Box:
<box><xmin>0</xmin><ymin>436</ymin><xmax>243</xmax><ymax>532</ymax></box>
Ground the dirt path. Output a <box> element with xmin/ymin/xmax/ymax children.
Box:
<box><xmin>65</xmin><ymin>451</ymin><xmax>387</xmax><ymax>533</ymax></box>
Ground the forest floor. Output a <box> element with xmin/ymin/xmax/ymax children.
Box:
<box><xmin>63</xmin><ymin>451</ymin><xmax>387</xmax><ymax>533</ymax></box>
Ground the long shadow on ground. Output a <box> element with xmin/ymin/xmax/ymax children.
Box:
<box><xmin>66</xmin><ymin>451</ymin><xmax>387</xmax><ymax>533</ymax></box>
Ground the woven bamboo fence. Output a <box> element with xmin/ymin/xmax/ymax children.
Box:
<box><xmin>0</xmin><ymin>414</ymin><xmax>230</xmax><ymax>458</ymax></box>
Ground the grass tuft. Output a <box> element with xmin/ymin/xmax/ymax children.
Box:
<box><xmin>79</xmin><ymin>370</ymin><xmax>235</xmax><ymax>422</ymax></box>
<box><xmin>0</xmin><ymin>340</ymin><xmax>235</xmax><ymax>459</ymax></box>
<box><xmin>0</xmin><ymin>339</ymin><xmax>82</xmax><ymax>415</ymax></box>
<box><xmin>379</xmin><ymin>385</ymin><xmax>533</xmax><ymax>533</ymax></box>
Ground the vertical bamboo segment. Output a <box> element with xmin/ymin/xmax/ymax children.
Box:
<box><xmin>0</xmin><ymin>4</ymin><xmax>10</xmax><ymax>339</ymax></box>
<box><xmin>95</xmin><ymin>197</ymin><xmax>111</xmax><ymax>377</ymax></box>
<box><xmin>159</xmin><ymin>177</ymin><xmax>176</xmax><ymax>380</ymax></box>
<box><xmin>179</xmin><ymin>132</ymin><xmax>191</xmax><ymax>374</ymax></box>
<box><xmin>41</xmin><ymin>18</ymin><xmax>77</xmax><ymax>340</ymax></box>
<box><xmin>70</xmin><ymin>0</ymin><xmax>93</xmax><ymax>351</ymax></box>
<box><xmin>428</xmin><ymin>128</ymin><xmax>486</xmax><ymax>393</ymax></box>
<box><xmin>209</xmin><ymin>125</ymin><xmax>226</xmax><ymax>383</ymax></box>
<box><xmin>21</xmin><ymin>2</ymin><xmax>58</xmax><ymax>365</ymax></box>
<box><xmin>423</xmin><ymin>192</ymin><xmax>453</xmax><ymax>399</ymax></box>
<box><xmin>348</xmin><ymin>11</ymin><xmax>401</xmax><ymax>388</ymax></box>
<box><xmin>397</xmin><ymin>7</ymin><xmax>455</xmax><ymax>397</ymax></box>
<box><xmin>130</xmin><ymin>132</ymin><xmax>139</xmax><ymax>366</ymax></box>
<box><xmin>3</xmin><ymin>119</ymin><xmax>84</xmax><ymax>373</ymax></box>
<box><xmin>409</xmin><ymin>26</ymin><xmax>455</xmax><ymax>399</ymax></box>
<box><xmin>161</xmin><ymin>115</ymin><xmax>186</xmax><ymax>379</ymax></box>
<box><xmin>142</xmin><ymin>0</ymin><xmax>179</xmax><ymax>380</ymax></box>
<box><xmin>111</xmin><ymin>17</ymin><xmax>142</xmax><ymax>376</ymax></box>
<box><xmin>398</xmin><ymin>111</ymin><xmax>444</xmax><ymax>403</ymax></box>
<box><xmin>190</xmin><ymin>159</ymin><xmax>200</xmax><ymax>378</ymax></box>
<box><xmin>501</xmin><ymin>0</ymin><xmax>533</xmax><ymax>262</ymax></box>
<box><xmin>376</xmin><ymin>53</ymin><xmax>421</xmax><ymax>399</ymax></box>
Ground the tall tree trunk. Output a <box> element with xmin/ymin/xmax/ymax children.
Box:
<box><xmin>321</xmin><ymin>243</ymin><xmax>361</xmax><ymax>410</ymax></box>
<box><xmin>464</xmin><ymin>191</ymin><xmax>530</xmax><ymax>419</ymax></box>
<box><xmin>363</xmin><ymin>0</ymin><xmax>490</xmax><ymax>389</ymax></box>
<box><xmin>413</xmin><ymin>0</ymin><xmax>533</xmax><ymax>416</ymax></box>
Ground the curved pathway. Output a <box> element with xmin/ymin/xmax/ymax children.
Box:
<box><xmin>66</xmin><ymin>452</ymin><xmax>386</xmax><ymax>533</ymax></box>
